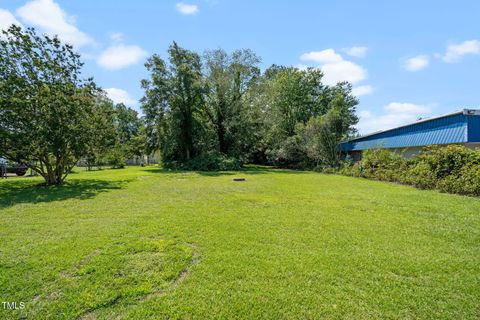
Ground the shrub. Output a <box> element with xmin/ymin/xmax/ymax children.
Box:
<box><xmin>402</xmin><ymin>161</ymin><xmax>437</xmax><ymax>189</ymax></box>
<box><xmin>437</xmin><ymin>165</ymin><xmax>480</xmax><ymax>196</ymax></box>
<box><xmin>416</xmin><ymin>145</ymin><xmax>478</xmax><ymax>180</ymax></box>
<box><xmin>266</xmin><ymin>135</ymin><xmax>311</xmax><ymax>169</ymax></box>
<box><xmin>338</xmin><ymin>145</ymin><xmax>480</xmax><ymax>197</ymax></box>
<box><xmin>105</xmin><ymin>149</ymin><xmax>126</xmax><ymax>169</ymax></box>
<box><xmin>360</xmin><ymin>149</ymin><xmax>407</xmax><ymax>182</ymax></box>
<box><xmin>337</xmin><ymin>162</ymin><xmax>363</xmax><ymax>177</ymax></box>
<box><xmin>164</xmin><ymin>151</ymin><xmax>242</xmax><ymax>171</ymax></box>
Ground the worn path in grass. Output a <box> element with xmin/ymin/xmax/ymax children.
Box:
<box><xmin>0</xmin><ymin>166</ymin><xmax>479</xmax><ymax>319</ymax></box>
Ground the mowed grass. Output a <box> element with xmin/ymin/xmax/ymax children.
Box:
<box><xmin>0</xmin><ymin>166</ymin><xmax>479</xmax><ymax>319</ymax></box>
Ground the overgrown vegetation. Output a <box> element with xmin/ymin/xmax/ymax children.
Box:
<box><xmin>1</xmin><ymin>25</ymin><xmax>359</xmax><ymax>183</ymax></box>
<box><xmin>339</xmin><ymin>145</ymin><xmax>480</xmax><ymax>196</ymax></box>
<box><xmin>140</xmin><ymin>46</ymin><xmax>358</xmax><ymax>170</ymax></box>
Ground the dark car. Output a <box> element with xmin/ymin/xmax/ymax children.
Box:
<box><xmin>0</xmin><ymin>158</ymin><xmax>28</xmax><ymax>177</ymax></box>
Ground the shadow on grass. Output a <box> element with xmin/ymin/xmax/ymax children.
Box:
<box><xmin>143</xmin><ymin>165</ymin><xmax>310</xmax><ymax>176</ymax></box>
<box><xmin>0</xmin><ymin>179</ymin><xmax>129</xmax><ymax>209</ymax></box>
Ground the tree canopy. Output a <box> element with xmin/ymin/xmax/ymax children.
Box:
<box><xmin>0</xmin><ymin>26</ymin><xmax>102</xmax><ymax>185</ymax></box>
<box><xmin>141</xmin><ymin>44</ymin><xmax>359</xmax><ymax>170</ymax></box>
<box><xmin>1</xmin><ymin>26</ymin><xmax>360</xmax><ymax>185</ymax></box>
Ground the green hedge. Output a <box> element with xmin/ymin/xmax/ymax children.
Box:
<box><xmin>339</xmin><ymin>145</ymin><xmax>480</xmax><ymax>196</ymax></box>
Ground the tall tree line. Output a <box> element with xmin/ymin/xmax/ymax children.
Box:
<box><xmin>0</xmin><ymin>26</ymin><xmax>359</xmax><ymax>185</ymax></box>
<box><xmin>141</xmin><ymin>43</ymin><xmax>359</xmax><ymax>170</ymax></box>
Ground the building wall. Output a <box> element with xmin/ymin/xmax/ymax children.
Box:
<box><xmin>340</xmin><ymin>111</ymin><xmax>480</xmax><ymax>154</ymax></box>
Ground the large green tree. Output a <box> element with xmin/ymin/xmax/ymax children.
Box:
<box><xmin>203</xmin><ymin>49</ymin><xmax>260</xmax><ymax>156</ymax></box>
<box><xmin>141</xmin><ymin>42</ymin><xmax>204</xmax><ymax>163</ymax></box>
<box><xmin>260</xmin><ymin>66</ymin><xmax>358</xmax><ymax>166</ymax></box>
<box><xmin>0</xmin><ymin>26</ymin><xmax>103</xmax><ymax>185</ymax></box>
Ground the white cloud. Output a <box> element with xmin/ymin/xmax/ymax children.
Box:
<box><xmin>357</xmin><ymin>102</ymin><xmax>433</xmax><ymax>134</ymax></box>
<box><xmin>343</xmin><ymin>46</ymin><xmax>368</xmax><ymax>58</ymax></box>
<box><xmin>384</xmin><ymin>102</ymin><xmax>431</xmax><ymax>114</ymax></box>
<box><xmin>16</xmin><ymin>0</ymin><xmax>92</xmax><ymax>48</ymax></box>
<box><xmin>352</xmin><ymin>85</ymin><xmax>374</xmax><ymax>97</ymax></box>
<box><xmin>0</xmin><ymin>9</ymin><xmax>22</xmax><ymax>31</ymax></box>
<box><xmin>299</xmin><ymin>48</ymin><xmax>368</xmax><ymax>87</ymax></box>
<box><xmin>404</xmin><ymin>55</ymin><xmax>429</xmax><ymax>71</ymax></box>
<box><xmin>97</xmin><ymin>44</ymin><xmax>148</xmax><ymax>70</ymax></box>
<box><xmin>176</xmin><ymin>2</ymin><xmax>199</xmax><ymax>15</ymax></box>
<box><xmin>320</xmin><ymin>60</ymin><xmax>367</xmax><ymax>86</ymax></box>
<box><xmin>104</xmin><ymin>88</ymin><xmax>137</xmax><ymax>106</ymax></box>
<box><xmin>300</xmin><ymin>49</ymin><xmax>343</xmax><ymax>64</ymax></box>
<box><xmin>442</xmin><ymin>40</ymin><xmax>480</xmax><ymax>63</ymax></box>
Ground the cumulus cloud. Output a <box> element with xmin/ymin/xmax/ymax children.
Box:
<box><xmin>300</xmin><ymin>48</ymin><xmax>368</xmax><ymax>87</ymax></box>
<box><xmin>300</xmin><ymin>49</ymin><xmax>343</xmax><ymax>64</ymax></box>
<box><xmin>357</xmin><ymin>102</ymin><xmax>433</xmax><ymax>134</ymax></box>
<box><xmin>0</xmin><ymin>9</ymin><xmax>22</xmax><ymax>31</ymax></box>
<box><xmin>321</xmin><ymin>60</ymin><xmax>367</xmax><ymax>86</ymax></box>
<box><xmin>176</xmin><ymin>2</ymin><xmax>199</xmax><ymax>15</ymax></box>
<box><xmin>441</xmin><ymin>40</ymin><xmax>480</xmax><ymax>63</ymax></box>
<box><xmin>352</xmin><ymin>85</ymin><xmax>373</xmax><ymax>97</ymax></box>
<box><xmin>384</xmin><ymin>102</ymin><xmax>431</xmax><ymax>114</ymax></box>
<box><xmin>343</xmin><ymin>46</ymin><xmax>368</xmax><ymax>58</ymax></box>
<box><xmin>104</xmin><ymin>88</ymin><xmax>137</xmax><ymax>106</ymax></box>
<box><xmin>97</xmin><ymin>44</ymin><xmax>148</xmax><ymax>70</ymax></box>
<box><xmin>404</xmin><ymin>55</ymin><xmax>429</xmax><ymax>71</ymax></box>
<box><xmin>16</xmin><ymin>0</ymin><xmax>92</xmax><ymax>48</ymax></box>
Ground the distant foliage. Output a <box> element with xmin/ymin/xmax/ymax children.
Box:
<box><xmin>168</xmin><ymin>151</ymin><xmax>242</xmax><ymax>171</ymax></box>
<box><xmin>339</xmin><ymin>145</ymin><xmax>480</xmax><ymax>197</ymax></box>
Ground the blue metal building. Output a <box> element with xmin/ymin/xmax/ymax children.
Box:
<box><xmin>340</xmin><ymin>109</ymin><xmax>480</xmax><ymax>159</ymax></box>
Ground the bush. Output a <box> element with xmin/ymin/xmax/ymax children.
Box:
<box><xmin>415</xmin><ymin>145</ymin><xmax>477</xmax><ymax>180</ymax></box>
<box><xmin>106</xmin><ymin>150</ymin><xmax>126</xmax><ymax>169</ymax></box>
<box><xmin>402</xmin><ymin>161</ymin><xmax>437</xmax><ymax>189</ymax></box>
<box><xmin>359</xmin><ymin>149</ymin><xmax>407</xmax><ymax>182</ymax></box>
<box><xmin>266</xmin><ymin>135</ymin><xmax>311</xmax><ymax>169</ymax></box>
<box><xmin>164</xmin><ymin>151</ymin><xmax>242</xmax><ymax>171</ymax></box>
<box><xmin>338</xmin><ymin>145</ymin><xmax>480</xmax><ymax>197</ymax></box>
<box><xmin>337</xmin><ymin>162</ymin><xmax>358</xmax><ymax>177</ymax></box>
<box><xmin>437</xmin><ymin>165</ymin><xmax>480</xmax><ymax>196</ymax></box>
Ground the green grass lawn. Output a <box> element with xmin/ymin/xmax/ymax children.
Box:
<box><xmin>0</xmin><ymin>166</ymin><xmax>479</xmax><ymax>319</ymax></box>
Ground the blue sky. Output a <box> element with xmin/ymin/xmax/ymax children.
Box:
<box><xmin>1</xmin><ymin>0</ymin><xmax>479</xmax><ymax>134</ymax></box>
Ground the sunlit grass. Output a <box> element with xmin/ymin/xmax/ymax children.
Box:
<box><xmin>0</xmin><ymin>166</ymin><xmax>479</xmax><ymax>319</ymax></box>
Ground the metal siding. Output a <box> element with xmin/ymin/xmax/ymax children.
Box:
<box><xmin>340</xmin><ymin>113</ymin><xmax>470</xmax><ymax>151</ymax></box>
<box><xmin>467</xmin><ymin>115</ymin><xmax>480</xmax><ymax>142</ymax></box>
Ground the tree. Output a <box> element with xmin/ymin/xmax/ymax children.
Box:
<box><xmin>0</xmin><ymin>26</ymin><xmax>103</xmax><ymax>185</ymax></box>
<box><xmin>261</xmin><ymin>66</ymin><xmax>359</xmax><ymax>166</ymax></box>
<box><xmin>84</xmin><ymin>95</ymin><xmax>117</xmax><ymax>170</ymax></box>
<box><xmin>106</xmin><ymin>103</ymin><xmax>144</xmax><ymax>168</ymax></box>
<box><xmin>168</xmin><ymin>42</ymin><xmax>204</xmax><ymax>161</ymax></box>
<box><xmin>141</xmin><ymin>42</ymin><xmax>204</xmax><ymax>164</ymax></box>
<box><xmin>298</xmin><ymin>108</ymin><xmax>347</xmax><ymax>168</ymax></box>
<box><xmin>203</xmin><ymin>49</ymin><xmax>260</xmax><ymax>156</ymax></box>
<box><xmin>140</xmin><ymin>55</ymin><xmax>169</xmax><ymax>155</ymax></box>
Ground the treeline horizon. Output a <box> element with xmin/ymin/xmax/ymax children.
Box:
<box><xmin>0</xmin><ymin>26</ymin><xmax>359</xmax><ymax>185</ymax></box>
<box><xmin>138</xmin><ymin>41</ymin><xmax>359</xmax><ymax>170</ymax></box>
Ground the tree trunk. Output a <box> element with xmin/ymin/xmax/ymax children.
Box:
<box><xmin>45</xmin><ymin>168</ymin><xmax>62</xmax><ymax>185</ymax></box>
<box><xmin>217</xmin><ymin>119</ymin><xmax>227</xmax><ymax>154</ymax></box>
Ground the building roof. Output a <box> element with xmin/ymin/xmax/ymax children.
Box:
<box><xmin>340</xmin><ymin>109</ymin><xmax>480</xmax><ymax>152</ymax></box>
